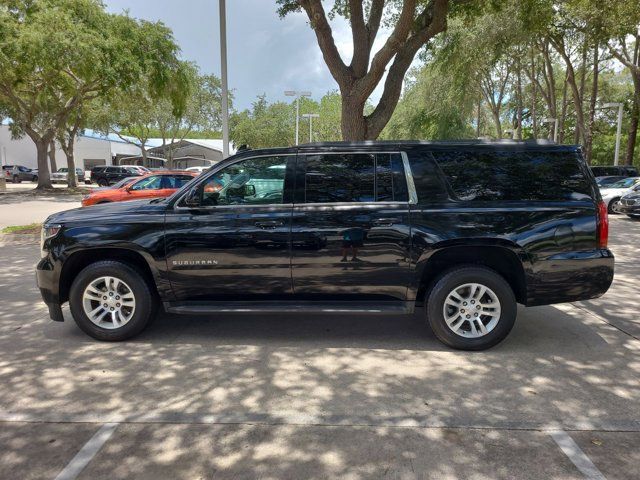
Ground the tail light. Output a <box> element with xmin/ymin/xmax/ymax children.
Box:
<box><xmin>597</xmin><ymin>201</ymin><xmax>609</xmax><ymax>249</ymax></box>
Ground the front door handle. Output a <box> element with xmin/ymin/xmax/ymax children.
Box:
<box><xmin>255</xmin><ymin>221</ymin><xmax>284</xmax><ymax>229</ymax></box>
<box><xmin>373</xmin><ymin>218</ymin><xmax>397</xmax><ymax>227</ymax></box>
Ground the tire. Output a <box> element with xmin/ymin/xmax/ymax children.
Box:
<box><xmin>12</xmin><ymin>175</ymin><xmax>20</xmax><ymax>184</ymax></box>
<box><xmin>426</xmin><ymin>266</ymin><xmax>517</xmax><ymax>351</ymax></box>
<box><xmin>608</xmin><ymin>198</ymin><xmax>621</xmax><ymax>214</ymax></box>
<box><xmin>628</xmin><ymin>214</ymin><xmax>640</xmax><ymax>220</ymax></box>
<box><xmin>69</xmin><ymin>260</ymin><xmax>157</xmax><ymax>341</ymax></box>
<box><xmin>97</xmin><ymin>178</ymin><xmax>108</xmax><ymax>187</ymax></box>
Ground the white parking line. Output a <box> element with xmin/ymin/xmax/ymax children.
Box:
<box><xmin>549</xmin><ymin>430</ymin><xmax>606</xmax><ymax>480</ymax></box>
<box><xmin>54</xmin><ymin>423</ymin><xmax>119</xmax><ymax>480</ymax></box>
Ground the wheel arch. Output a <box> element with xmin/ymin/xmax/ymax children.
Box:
<box><xmin>415</xmin><ymin>242</ymin><xmax>529</xmax><ymax>306</ymax></box>
<box><xmin>59</xmin><ymin>247</ymin><xmax>160</xmax><ymax>304</ymax></box>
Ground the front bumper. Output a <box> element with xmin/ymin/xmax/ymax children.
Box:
<box><xmin>617</xmin><ymin>202</ymin><xmax>640</xmax><ymax>215</ymax></box>
<box><xmin>36</xmin><ymin>258</ymin><xmax>64</xmax><ymax>322</ymax></box>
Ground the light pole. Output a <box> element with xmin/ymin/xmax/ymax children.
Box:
<box><xmin>219</xmin><ymin>0</ymin><xmax>230</xmax><ymax>158</ymax></box>
<box><xmin>541</xmin><ymin>118</ymin><xmax>558</xmax><ymax>142</ymax></box>
<box><xmin>602</xmin><ymin>102</ymin><xmax>624</xmax><ymax>166</ymax></box>
<box><xmin>285</xmin><ymin>90</ymin><xmax>311</xmax><ymax>145</ymax></box>
<box><xmin>302</xmin><ymin>113</ymin><xmax>319</xmax><ymax>143</ymax></box>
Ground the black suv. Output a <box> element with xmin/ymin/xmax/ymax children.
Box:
<box><xmin>37</xmin><ymin>141</ymin><xmax>614</xmax><ymax>350</ymax></box>
<box><xmin>91</xmin><ymin>165</ymin><xmax>142</xmax><ymax>186</ymax></box>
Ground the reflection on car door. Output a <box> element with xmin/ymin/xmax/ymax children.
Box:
<box><xmin>165</xmin><ymin>155</ymin><xmax>296</xmax><ymax>301</ymax></box>
<box><xmin>291</xmin><ymin>152</ymin><xmax>413</xmax><ymax>301</ymax></box>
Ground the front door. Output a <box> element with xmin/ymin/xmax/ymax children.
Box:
<box><xmin>165</xmin><ymin>154</ymin><xmax>295</xmax><ymax>301</ymax></box>
<box><xmin>291</xmin><ymin>152</ymin><xmax>413</xmax><ymax>301</ymax></box>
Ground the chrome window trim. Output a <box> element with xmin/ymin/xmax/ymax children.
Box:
<box><xmin>173</xmin><ymin>149</ymin><xmax>418</xmax><ymax>210</ymax></box>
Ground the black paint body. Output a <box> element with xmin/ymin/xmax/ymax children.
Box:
<box><xmin>37</xmin><ymin>142</ymin><xmax>614</xmax><ymax>321</ymax></box>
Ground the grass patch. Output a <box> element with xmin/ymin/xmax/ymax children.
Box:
<box><xmin>2</xmin><ymin>223</ymin><xmax>42</xmax><ymax>234</ymax></box>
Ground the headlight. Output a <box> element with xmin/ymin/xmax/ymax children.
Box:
<box><xmin>41</xmin><ymin>224</ymin><xmax>62</xmax><ymax>257</ymax></box>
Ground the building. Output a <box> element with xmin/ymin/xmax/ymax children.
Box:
<box><xmin>0</xmin><ymin>125</ymin><xmax>231</xmax><ymax>171</ymax></box>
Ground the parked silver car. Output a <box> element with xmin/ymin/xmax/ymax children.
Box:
<box><xmin>50</xmin><ymin>167</ymin><xmax>86</xmax><ymax>184</ymax></box>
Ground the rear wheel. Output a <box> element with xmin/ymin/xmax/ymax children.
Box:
<box><xmin>69</xmin><ymin>261</ymin><xmax>156</xmax><ymax>341</ymax></box>
<box><xmin>97</xmin><ymin>178</ymin><xmax>108</xmax><ymax>187</ymax></box>
<box><xmin>426</xmin><ymin>266</ymin><xmax>517</xmax><ymax>350</ymax></box>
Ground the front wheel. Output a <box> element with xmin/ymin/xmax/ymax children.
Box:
<box><xmin>608</xmin><ymin>198</ymin><xmax>621</xmax><ymax>214</ymax></box>
<box><xmin>97</xmin><ymin>179</ymin><xmax>108</xmax><ymax>187</ymax></box>
<box><xmin>426</xmin><ymin>266</ymin><xmax>517</xmax><ymax>350</ymax></box>
<box><xmin>69</xmin><ymin>261</ymin><xmax>156</xmax><ymax>341</ymax></box>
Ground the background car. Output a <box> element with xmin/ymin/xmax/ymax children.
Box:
<box><xmin>591</xmin><ymin>165</ymin><xmax>639</xmax><ymax>177</ymax></box>
<box><xmin>90</xmin><ymin>165</ymin><xmax>143</xmax><ymax>186</ymax></box>
<box><xmin>595</xmin><ymin>175</ymin><xmax>626</xmax><ymax>187</ymax></box>
<box><xmin>119</xmin><ymin>165</ymin><xmax>151</xmax><ymax>175</ymax></box>
<box><xmin>599</xmin><ymin>177</ymin><xmax>640</xmax><ymax>213</ymax></box>
<box><xmin>185</xmin><ymin>166</ymin><xmax>211</xmax><ymax>175</ymax></box>
<box><xmin>81</xmin><ymin>171</ymin><xmax>197</xmax><ymax>206</ymax></box>
<box><xmin>2</xmin><ymin>165</ymin><xmax>38</xmax><ymax>183</ymax></box>
<box><xmin>50</xmin><ymin>167</ymin><xmax>85</xmax><ymax>184</ymax></box>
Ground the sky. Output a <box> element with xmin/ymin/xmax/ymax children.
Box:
<box><xmin>104</xmin><ymin>0</ymin><xmax>381</xmax><ymax>111</ymax></box>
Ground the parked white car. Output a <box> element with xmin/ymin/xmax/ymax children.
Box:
<box><xmin>600</xmin><ymin>177</ymin><xmax>640</xmax><ymax>213</ymax></box>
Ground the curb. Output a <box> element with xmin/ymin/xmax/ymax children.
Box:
<box><xmin>0</xmin><ymin>233</ymin><xmax>40</xmax><ymax>246</ymax></box>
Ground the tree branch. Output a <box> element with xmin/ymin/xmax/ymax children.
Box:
<box><xmin>299</xmin><ymin>0</ymin><xmax>350</xmax><ymax>87</ymax></box>
<box><xmin>349</xmin><ymin>0</ymin><xmax>369</xmax><ymax>77</ymax></box>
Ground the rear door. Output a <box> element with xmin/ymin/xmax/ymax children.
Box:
<box><xmin>290</xmin><ymin>151</ymin><xmax>414</xmax><ymax>301</ymax></box>
<box><xmin>165</xmin><ymin>154</ymin><xmax>296</xmax><ymax>301</ymax></box>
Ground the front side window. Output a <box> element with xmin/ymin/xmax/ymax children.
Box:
<box><xmin>199</xmin><ymin>156</ymin><xmax>287</xmax><ymax>206</ymax></box>
<box><xmin>303</xmin><ymin>153</ymin><xmax>408</xmax><ymax>203</ymax></box>
<box><xmin>131</xmin><ymin>176</ymin><xmax>162</xmax><ymax>190</ymax></box>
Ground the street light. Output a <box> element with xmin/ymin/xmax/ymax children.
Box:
<box><xmin>302</xmin><ymin>113</ymin><xmax>319</xmax><ymax>143</ymax></box>
<box><xmin>219</xmin><ymin>0</ymin><xmax>230</xmax><ymax>158</ymax></box>
<box><xmin>601</xmin><ymin>102</ymin><xmax>624</xmax><ymax>166</ymax></box>
<box><xmin>541</xmin><ymin>118</ymin><xmax>559</xmax><ymax>143</ymax></box>
<box><xmin>285</xmin><ymin>90</ymin><xmax>312</xmax><ymax>145</ymax></box>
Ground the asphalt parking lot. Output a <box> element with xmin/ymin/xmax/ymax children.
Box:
<box><xmin>0</xmin><ymin>214</ymin><xmax>638</xmax><ymax>479</ymax></box>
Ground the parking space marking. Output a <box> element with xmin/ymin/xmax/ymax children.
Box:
<box><xmin>549</xmin><ymin>430</ymin><xmax>606</xmax><ymax>480</ymax></box>
<box><xmin>54</xmin><ymin>422</ymin><xmax>119</xmax><ymax>480</ymax></box>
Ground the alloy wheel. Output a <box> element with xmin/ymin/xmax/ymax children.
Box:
<box><xmin>82</xmin><ymin>276</ymin><xmax>136</xmax><ymax>329</ymax></box>
<box><xmin>442</xmin><ymin>283</ymin><xmax>501</xmax><ymax>338</ymax></box>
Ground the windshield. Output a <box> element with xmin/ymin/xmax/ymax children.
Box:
<box><xmin>606</xmin><ymin>178</ymin><xmax>638</xmax><ymax>189</ymax></box>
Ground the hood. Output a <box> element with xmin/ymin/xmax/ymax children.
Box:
<box><xmin>45</xmin><ymin>199</ymin><xmax>167</xmax><ymax>225</ymax></box>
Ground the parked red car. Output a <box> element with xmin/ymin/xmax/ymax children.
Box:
<box><xmin>81</xmin><ymin>171</ymin><xmax>196</xmax><ymax>207</ymax></box>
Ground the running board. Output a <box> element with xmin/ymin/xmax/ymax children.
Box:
<box><xmin>165</xmin><ymin>301</ymin><xmax>414</xmax><ymax>315</ymax></box>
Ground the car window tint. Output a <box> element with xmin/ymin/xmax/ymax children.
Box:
<box><xmin>200</xmin><ymin>156</ymin><xmax>287</xmax><ymax>206</ymax></box>
<box><xmin>304</xmin><ymin>153</ymin><xmax>375</xmax><ymax>203</ymax></box>
<box><xmin>132</xmin><ymin>176</ymin><xmax>162</xmax><ymax>190</ymax></box>
<box><xmin>376</xmin><ymin>153</ymin><xmax>408</xmax><ymax>202</ymax></box>
<box><xmin>434</xmin><ymin>150</ymin><xmax>592</xmax><ymax>201</ymax></box>
<box><xmin>173</xmin><ymin>176</ymin><xmax>194</xmax><ymax>188</ymax></box>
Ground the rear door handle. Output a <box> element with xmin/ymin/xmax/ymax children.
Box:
<box><xmin>255</xmin><ymin>221</ymin><xmax>284</xmax><ymax>229</ymax></box>
<box><xmin>373</xmin><ymin>218</ymin><xmax>398</xmax><ymax>227</ymax></box>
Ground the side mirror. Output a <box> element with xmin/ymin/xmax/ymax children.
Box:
<box><xmin>244</xmin><ymin>184</ymin><xmax>256</xmax><ymax>197</ymax></box>
<box><xmin>183</xmin><ymin>187</ymin><xmax>200</xmax><ymax>207</ymax></box>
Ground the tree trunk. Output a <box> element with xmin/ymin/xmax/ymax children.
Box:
<box><xmin>35</xmin><ymin>138</ymin><xmax>53</xmax><ymax>189</ymax></box>
<box><xmin>491</xmin><ymin>110</ymin><xmax>502</xmax><ymax>139</ymax></box>
<box><xmin>531</xmin><ymin>47</ymin><xmax>538</xmax><ymax>138</ymax></box>
<box><xmin>584</xmin><ymin>43</ymin><xmax>599</xmax><ymax>164</ymax></box>
<box><xmin>48</xmin><ymin>140</ymin><xmax>58</xmax><ymax>173</ymax></box>
<box><xmin>559</xmin><ymin>71</ymin><xmax>569</xmax><ymax>143</ymax></box>
<box><xmin>516</xmin><ymin>58</ymin><xmax>523</xmax><ymax>140</ymax></box>
<box><xmin>626</xmin><ymin>74</ymin><xmax>640</xmax><ymax>165</ymax></box>
<box><xmin>476</xmin><ymin>97</ymin><xmax>482</xmax><ymax>138</ymax></box>
<box><xmin>341</xmin><ymin>95</ymin><xmax>368</xmax><ymax>140</ymax></box>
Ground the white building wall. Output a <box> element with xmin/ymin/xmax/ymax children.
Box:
<box><xmin>0</xmin><ymin>126</ymin><xmax>120</xmax><ymax>170</ymax></box>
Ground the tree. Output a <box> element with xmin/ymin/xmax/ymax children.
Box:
<box><xmin>231</xmin><ymin>95</ymin><xmax>294</xmax><ymax>148</ymax></box>
<box><xmin>0</xmin><ymin>0</ymin><xmax>186</xmax><ymax>188</ymax></box>
<box><xmin>277</xmin><ymin>0</ymin><xmax>479</xmax><ymax>140</ymax></box>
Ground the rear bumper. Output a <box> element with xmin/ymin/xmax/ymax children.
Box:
<box><xmin>525</xmin><ymin>249</ymin><xmax>614</xmax><ymax>306</ymax></box>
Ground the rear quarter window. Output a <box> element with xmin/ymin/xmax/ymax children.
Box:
<box><xmin>433</xmin><ymin>149</ymin><xmax>592</xmax><ymax>202</ymax></box>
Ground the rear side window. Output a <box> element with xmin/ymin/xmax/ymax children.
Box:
<box><xmin>302</xmin><ymin>153</ymin><xmax>408</xmax><ymax>203</ymax></box>
<box><xmin>434</xmin><ymin>149</ymin><xmax>592</xmax><ymax>201</ymax></box>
